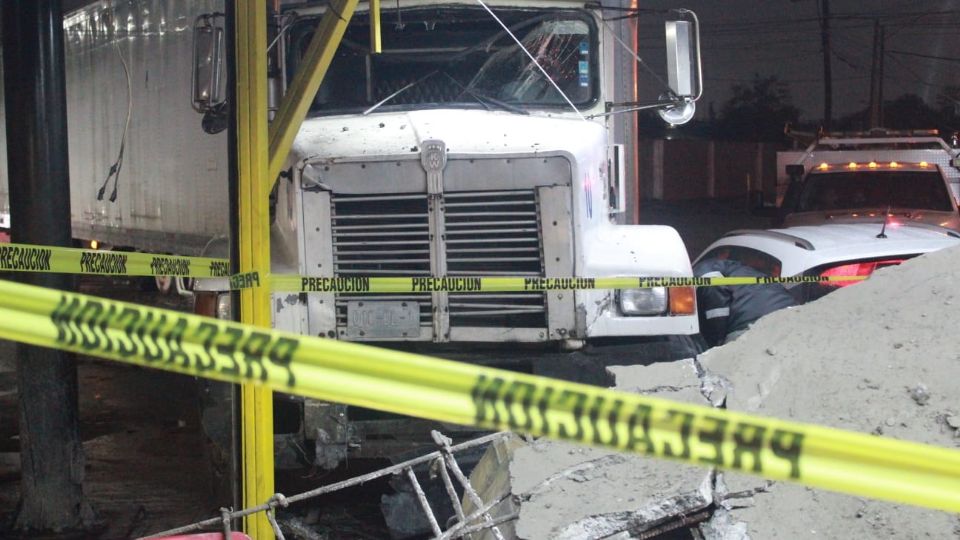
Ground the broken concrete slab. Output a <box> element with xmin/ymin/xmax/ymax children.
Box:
<box><xmin>467</xmin><ymin>359</ymin><xmax>715</xmax><ymax>540</ymax></box>
<box><xmin>707</xmin><ymin>474</ymin><xmax>960</xmax><ymax>539</ymax></box>
<box><xmin>696</xmin><ymin>246</ymin><xmax>960</xmax><ymax>538</ymax></box>
<box><xmin>470</xmin><ymin>247</ymin><xmax>960</xmax><ymax>539</ymax></box>
<box><xmin>511</xmin><ymin>441</ymin><xmax>712</xmax><ymax>540</ymax></box>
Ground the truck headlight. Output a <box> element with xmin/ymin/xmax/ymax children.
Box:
<box><xmin>216</xmin><ymin>292</ymin><xmax>232</xmax><ymax>320</ymax></box>
<box><xmin>618</xmin><ymin>288</ymin><xmax>668</xmax><ymax>316</ymax></box>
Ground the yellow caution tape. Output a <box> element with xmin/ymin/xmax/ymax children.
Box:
<box><xmin>0</xmin><ymin>243</ymin><xmax>866</xmax><ymax>290</ymax></box>
<box><xmin>263</xmin><ymin>272</ymin><xmax>867</xmax><ymax>292</ymax></box>
<box><xmin>0</xmin><ymin>277</ymin><xmax>957</xmax><ymax>512</ymax></box>
<box><xmin>0</xmin><ymin>242</ymin><xmax>230</xmax><ymax>278</ymax></box>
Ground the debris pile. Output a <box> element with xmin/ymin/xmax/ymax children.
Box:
<box><xmin>469</xmin><ymin>246</ymin><xmax>960</xmax><ymax>539</ymax></box>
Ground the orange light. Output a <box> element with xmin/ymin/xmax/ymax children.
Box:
<box><xmin>919</xmin><ymin>161</ymin><xmax>929</xmax><ymax>168</ymax></box>
<box><xmin>669</xmin><ymin>286</ymin><xmax>696</xmax><ymax>315</ymax></box>
<box><xmin>868</xmin><ymin>161</ymin><xmax>878</xmax><ymax>168</ymax></box>
<box><xmin>818</xmin><ymin>162</ymin><xmax>829</xmax><ymax>170</ymax></box>
<box><xmin>847</xmin><ymin>162</ymin><xmax>858</xmax><ymax>169</ymax></box>
<box><xmin>889</xmin><ymin>161</ymin><xmax>899</xmax><ymax>168</ymax></box>
<box><xmin>90</xmin><ymin>240</ymin><xmax>99</xmax><ymax>250</ymax></box>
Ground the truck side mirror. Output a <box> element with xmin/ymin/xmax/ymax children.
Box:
<box><xmin>192</xmin><ymin>13</ymin><xmax>226</xmax><ymax>114</ymax></box>
<box><xmin>658</xmin><ymin>14</ymin><xmax>702</xmax><ymax>125</ymax></box>
<box><xmin>665</xmin><ymin>20</ymin><xmax>696</xmax><ymax>99</ymax></box>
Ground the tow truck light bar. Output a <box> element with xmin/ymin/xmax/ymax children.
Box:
<box><xmin>816</xmin><ymin>161</ymin><xmax>926</xmax><ymax>171</ymax></box>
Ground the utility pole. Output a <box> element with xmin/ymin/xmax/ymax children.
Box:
<box><xmin>819</xmin><ymin>0</ymin><xmax>833</xmax><ymax>130</ymax></box>
<box><xmin>877</xmin><ymin>24</ymin><xmax>885</xmax><ymax>127</ymax></box>
<box><xmin>1</xmin><ymin>0</ymin><xmax>96</xmax><ymax>534</ymax></box>
<box><xmin>869</xmin><ymin>20</ymin><xmax>886</xmax><ymax>128</ymax></box>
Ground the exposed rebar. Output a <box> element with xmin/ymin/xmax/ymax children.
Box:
<box><xmin>141</xmin><ymin>431</ymin><xmax>509</xmax><ymax>539</ymax></box>
<box><xmin>406</xmin><ymin>467</ymin><xmax>443</xmax><ymax>538</ymax></box>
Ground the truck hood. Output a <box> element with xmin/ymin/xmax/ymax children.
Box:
<box><xmin>291</xmin><ymin>109</ymin><xmax>604</xmax><ymax>160</ymax></box>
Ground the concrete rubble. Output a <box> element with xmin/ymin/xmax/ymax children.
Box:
<box><xmin>468</xmin><ymin>246</ymin><xmax>960</xmax><ymax>539</ymax></box>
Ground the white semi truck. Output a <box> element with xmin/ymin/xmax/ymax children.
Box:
<box><xmin>0</xmin><ymin>0</ymin><xmax>703</xmax><ymax>464</ymax></box>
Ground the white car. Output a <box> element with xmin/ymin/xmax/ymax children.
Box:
<box><xmin>695</xmin><ymin>221</ymin><xmax>960</xmax><ymax>303</ymax></box>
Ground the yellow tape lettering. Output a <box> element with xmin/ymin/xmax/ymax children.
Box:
<box><xmin>208</xmin><ymin>261</ymin><xmax>230</xmax><ymax>277</ymax></box>
<box><xmin>79</xmin><ymin>251</ymin><xmax>128</xmax><ymax>274</ymax></box>
<box><xmin>696</xmin><ymin>415</ymin><xmax>728</xmax><ymax>466</ymax></box>
<box><xmin>661</xmin><ymin>409</ymin><xmax>695</xmax><ymax>460</ymax></box>
<box><xmin>590</xmin><ymin>397</ymin><xmax>624</xmax><ymax>447</ymax></box>
<box><xmin>300</xmin><ymin>277</ymin><xmax>371</xmax><ymax>292</ymax></box>
<box><xmin>165</xmin><ymin>318</ymin><xmax>190</xmax><ymax>368</ymax></box>
<box><xmin>771</xmin><ymin>429</ymin><xmax>804</xmax><ymax>479</ymax></box>
<box><xmin>626</xmin><ymin>403</ymin><xmax>654</xmax><ymax>454</ymax></box>
<box><xmin>0</xmin><ymin>245</ymin><xmax>53</xmax><ymax>271</ymax></box>
<box><xmin>471</xmin><ymin>374</ymin><xmax>504</xmax><ymax>426</ymax></box>
<box><xmin>266</xmin><ymin>337</ymin><xmax>298</xmax><ymax>387</ymax></box>
<box><xmin>240</xmin><ymin>331</ymin><xmax>271</xmax><ymax>382</ymax></box>
<box><xmin>229</xmin><ymin>272</ymin><xmax>260</xmax><ymax>290</ymax></box>
<box><xmin>555</xmin><ymin>389</ymin><xmax>587</xmax><ymax>440</ymax></box>
<box><xmin>51</xmin><ymin>295</ymin><xmax>82</xmax><ymax>345</ymax></box>
<box><xmin>501</xmin><ymin>380</ymin><xmax>537</xmax><ymax>431</ymax></box>
<box><xmin>216</xmin><ymin>327</ymin><xmax>245</xmax><ymax>378</ymax></box>
<box><xmin>192</xmin><ymin>322</ymin><xmax>220</xmax><ymax>373</ymax></box>
<box><xmin>150</xmin><ymin>256</ymin><xmax>191</xmax><ymax>276</ymax></box>
<box><xmin>522</xmin><ymin>277</ymin><xmax>597</xmax><ymax>291</ymax></box>
<box><xmin>138</xmin><ymin>312</ymin><xmax>164</xmax><ymax>362</ymax></box>
<box><xmin>534</xmin><ymin>385</ymin><xmax>555</xmax><ymax>436</ymax></box>
<box><xmin>732</xmin><ymin>422</ymin><xmax>766</xmax><ymax>473</ymax></box>
<box><xmin>411</xmin><ymin>277</ymin><xmax>481</xmax><ymax>292</ymax></box>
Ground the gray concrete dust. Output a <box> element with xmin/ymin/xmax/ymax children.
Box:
<box><xmin>694</xmin><ymin>245</ymin><xmax>960</xmax><ymax>538</ymax></box>
<box><xmin>469</xmin><ymin>245</ymin><xmax>960</xmax><ymax>539</ymax></box>
<box><xmin>468</xmin><ymin>360</ymin><xmax>714</xmax><ymax>540</ymax></box>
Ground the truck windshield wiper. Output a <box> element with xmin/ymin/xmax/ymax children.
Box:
<box><xmin>362</xmin><ymin>70</ymin><xmax>439</xmax><ymax>116</ymax></box>
<box><xmin>442</xmin><ymin>72</ymin><xmax>528</xmax><ymax>115</ymax></box>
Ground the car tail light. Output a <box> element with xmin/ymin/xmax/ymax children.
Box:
<box><xmin>819</xmin><ymin>259</ymin><xmax>906</xmax><ymax>287</ymax></box>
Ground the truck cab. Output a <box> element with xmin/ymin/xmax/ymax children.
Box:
<box><xmin>261</xmin><ymin>0</ymin><xmax>702</xmax><ymax>356</ymax></box>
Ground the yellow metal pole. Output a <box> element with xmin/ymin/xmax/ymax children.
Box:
<box><xmin>266</xmin><ymin>0</ymin><xmax>358</xmax><ymax>190</ymax></box>
<box><xmin>370</xmin><ymin>0</ymin><xmax>382</xmax><ymax>54</ymax></box>
<box><xmin>235</xmin><ymin>1</ymin><xmax>275</xmax><ymax>538</ymax></box>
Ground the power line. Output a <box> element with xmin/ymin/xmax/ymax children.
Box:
<box><xmin>887</xmin><ymin>49</ymin><xmax>960</xmax><ymax>63</ymax></box>
<box><xmin>704</xmin><ymin>75</ymin><xmax>869</xmax><ymax>84</ymax></box>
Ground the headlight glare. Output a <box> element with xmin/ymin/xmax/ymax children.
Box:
<box><xmin>216</xmin><ymin>292</ymin><xmax>232</xmax><ymax>320</ymax></box>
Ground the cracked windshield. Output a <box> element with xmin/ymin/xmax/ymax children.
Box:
<box><xmin>290</xmin><ymin>7</ymin><xmax>595</xmax><ymax>113</ymax></box>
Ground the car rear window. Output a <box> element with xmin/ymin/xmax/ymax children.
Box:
<box><xmin>698</xmin><ymin>246</ymin><xmax>782</xmax><ymax>277</ymax></box>
<box><xmin>795</xmin><ymin>170</ymin><xmax>954</xmax><ymax>212</ymax></box>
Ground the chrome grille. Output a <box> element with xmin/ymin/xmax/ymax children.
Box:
<box><xmin>331</xmin><ymin>194</ymin><xmax>432</xmax><ymax>328</ymax></box>
<box><xmin>445</xmin><ymin>190</ymin><xmax>545</xmax><ymax>328</ymax></box>
<box><xmin>329</xmin><ymin>189</ymin><xmax>547</xmax><ymax>334</ymax></box>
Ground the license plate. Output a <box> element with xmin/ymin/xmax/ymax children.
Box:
<box><xmin>345</xmin><ymin>301</ymin><xmax>420</xmax><ymax>339</ymax></box>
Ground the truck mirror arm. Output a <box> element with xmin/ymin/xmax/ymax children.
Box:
<box><xmin>588</xmin><ymin>98</ymin><xmax>687</xmax><ymax>120</ymax></box>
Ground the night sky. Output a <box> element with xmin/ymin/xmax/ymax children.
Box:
<box><xmin>637</xmin><ymin>0</ymin><xmax>960</xmax><ymax>122</ymax></box>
